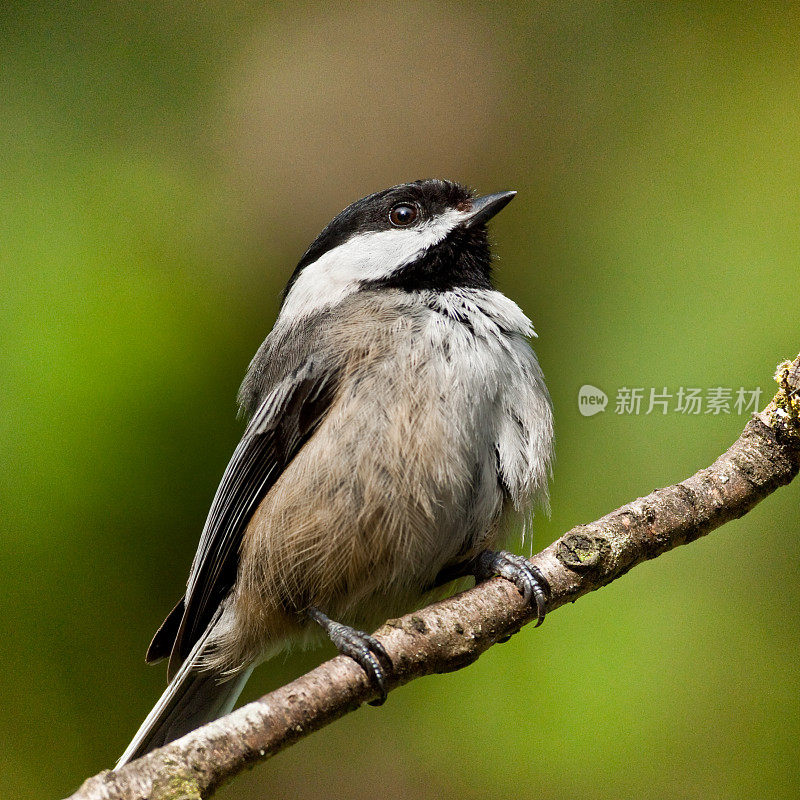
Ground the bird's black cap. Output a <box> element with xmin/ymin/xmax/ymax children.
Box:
<box><xmin>286</xmin><ymin>179</ymin><xmax>516</xmax><ymax>296</ymax></box>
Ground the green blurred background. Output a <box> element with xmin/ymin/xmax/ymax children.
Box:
<box><xmin>2</xmin><ymin>3</ymin><xmax>799</xmax><ymax>798</ymax></box>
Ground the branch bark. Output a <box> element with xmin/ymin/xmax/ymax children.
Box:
<box><xmin>69</xmin><ymin>354</ymin><xmax>800</xmax><ymax>800</ymax></box>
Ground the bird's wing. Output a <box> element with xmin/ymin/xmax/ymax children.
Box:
<box><xmin>166</xmin><ymin>356</ymin><xmax>339</xmax><ymax>679</ymax></box>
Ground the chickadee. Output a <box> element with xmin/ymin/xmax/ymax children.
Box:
<box><xmin>117</xmin><ymin>179</ymin><xmax>553</xmax><ymax>767</ymax></box>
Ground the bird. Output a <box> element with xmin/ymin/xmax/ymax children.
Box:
<box><xmin>116</xmin><ymin>179</ymin><xmax>554</xmax><ymax>767</ymax></box>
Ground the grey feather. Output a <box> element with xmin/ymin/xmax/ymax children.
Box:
<box><xmin>116</xmin><ymin>606</ymin><xmax>254</xmax><ymax>768</ymax></box>
<box><xmin>170</xmin><ymin>357</ymin><xmax>339</xmax><ymax>678</ymax></box>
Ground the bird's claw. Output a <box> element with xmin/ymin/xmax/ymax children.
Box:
<box><xmin>474</xmin><ymin>550</ymin><xmax>550</xmax><ymax>626</ymax></box>
<box><xmin>307</xmin><ymin>608</ymin><xmax>392</xmax><ymax>705</ymax></box>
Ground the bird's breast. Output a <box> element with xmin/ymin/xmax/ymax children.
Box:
<box><xmin>240</xmin><ymin>306</ymin><xmax>510</xmax><ymax>604</ymax></box>
<box><xmin>215</xmin><ymin>292</ymin><xmax>551</xmax><ymax>669</ymax></box>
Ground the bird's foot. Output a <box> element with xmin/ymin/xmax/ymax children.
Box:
<box><xmin>474</xmin><ymin>550</ymin><xmax>550</xmax><ymax>626</ymax></box>
<box><xmin>306</xmin><ymin>607</ymin><xmax>392</xmax><ymax>705</ymax></box>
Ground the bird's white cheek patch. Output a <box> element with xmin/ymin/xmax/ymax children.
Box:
<box><xmin>279</xmin><ymin>210</ymin><xmax>468</xmax><ymax>322</ymax></box>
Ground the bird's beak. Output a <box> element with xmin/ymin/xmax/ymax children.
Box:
<box><xmin>461</xmin><ymin>190</ymin><xmax>517</xmax><ymax>228</ymax></box>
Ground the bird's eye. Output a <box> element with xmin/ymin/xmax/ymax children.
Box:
<box><xmin>389</xmin><ymin>203</ymin><xmax>418</xmax><ymax>227</ymax></box>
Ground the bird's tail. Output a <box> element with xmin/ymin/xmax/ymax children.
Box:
<box><xmin>115</xmin><ymin>628</ymin><xmax>253</xmax><ymax>768</ymax></box>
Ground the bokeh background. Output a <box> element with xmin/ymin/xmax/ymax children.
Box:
<box><xmin>2</xmin><ymin>3</ymin><xmax>799</xmax><ymax>798</ymax></box>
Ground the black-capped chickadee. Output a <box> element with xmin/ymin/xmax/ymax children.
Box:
<box><xmin>117</xmin><ymin>179</ymin><xmax>554</xmax><ymax>767</ymax></box>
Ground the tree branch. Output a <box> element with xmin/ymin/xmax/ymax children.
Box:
<box><xmin>69</xmin><ymin>353</ymin><xmax>800</xmax><ymax>800</ymax></box>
